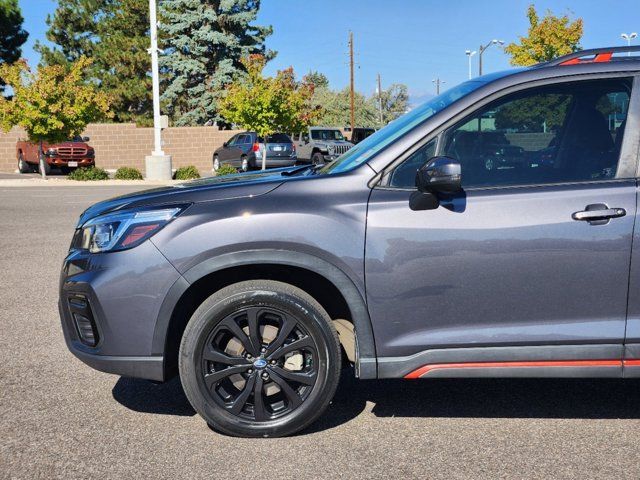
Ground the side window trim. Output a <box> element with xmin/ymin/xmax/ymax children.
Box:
<box><xmin>378</xmin><ymin>73</ymin><xmax>637</xmax><ymax>190</ymax></box>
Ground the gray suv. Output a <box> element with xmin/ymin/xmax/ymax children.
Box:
<box><xmin>213</xmin><ymin>132</ymin><xmax>297</xmax><ymax>172</ymax></box>
<box><xmin>292</xmin><ymin>127</ymin><xmax>354</xmax><ymax>164</ymax></box>
<box><xmin>60</xmin><ymin>47</ymin><xmax>640</xmax><ymax>438</ymax></box>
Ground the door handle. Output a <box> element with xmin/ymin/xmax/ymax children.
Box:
<box><xmin>572</xmin><ymin>203</ymin><xmax>626</xmax><ymax>224</ymax></box>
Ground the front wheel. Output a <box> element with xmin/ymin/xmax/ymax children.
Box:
<box><xmin>212</xmin><ymin>155</ymin><xmax>220</xmax><ymax>172</ymax></box>
<box><xmin>311</xmin><ymin>152</ymin><xmax>324</xmax><ymax>165</ymax></box>
<box><xmin>179</xmin><ymin>280</ymin><xmax>341</xmax><ymax>438</ymax></box>
<box><xmin>241</xmin><ymin>156</ymin><xmax>249</xmax><ymax>172</ymax></box>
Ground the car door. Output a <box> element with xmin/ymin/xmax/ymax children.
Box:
<box><xmin>365</xmin><ymin>76</ymin><xmax>638</xmax><ymax>365</ymax></box>
<box><xmin>218</xmin><ymin>134</ymin><xmax>238</xmax><ymax>162</ymax></box>
<box><xmin>297</xmin><ymin>131</ymin><xmax>311</xmax><ymax>161</ymax></box>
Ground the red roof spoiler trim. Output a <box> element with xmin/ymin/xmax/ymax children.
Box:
<box><xmin>559</xmin><ymin>52</ymin><xmax>613</xmax><ymax>66</ymax></box>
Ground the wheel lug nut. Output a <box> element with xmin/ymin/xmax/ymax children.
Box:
<box><xmin>270</xmin><ymin>360</ymin><xmax>277</xmax><ymax>365</ymax></box>
<box><xmin>260</xmin><ymin>347</ymin><xmax>266</xmax><ymax>353</ymax></box>
<box><xmin>248</xmin><ymin>369</ymin><xmax>253</xmax><ymax>374</ymax></box>
<box><xmin>261</xmin><ymin>372</ymin><xmax>269</xmax><ymax>380</ymax></box>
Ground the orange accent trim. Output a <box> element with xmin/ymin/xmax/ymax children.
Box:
<box><xmin>560</xmin><ymin>52</ymin><xmax>613</xmax><ymax>66</ymax></box>
<box><xmin>623</xmin><ymin>359</ymin><xmax>640</xmax><ymax>367</ymax></box>
<box><xmin>404</xmin><ymin>360</ymin><xmax>621</xmax><ymax>379</ymax></box>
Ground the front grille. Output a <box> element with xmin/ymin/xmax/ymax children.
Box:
<box><xmin>57</xmin><ymin>146</ymin><xmax>88</xmax><ymax>159</ymax></box>
<box><xmin>334</xmin><ymin>145</ymin><xmax>352</xmax><ymax>155</ymax></box>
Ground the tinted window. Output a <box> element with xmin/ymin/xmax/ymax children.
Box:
<box><xmin>440</xmin><ymin>79</ymin><xmax>632</xmax><ymax>189</ymax></box>
<box><xmin>311</xmin><ymin>129</ymin><xmax>344</xmax><ymax>141</ymax></box>
<box><xmin>266</xmin><ymin>133</ymin><xmax>292</xmax><ymax>143</ymax></box>
<box><xmin>237</xmin><ymin>134</ymin><xmax>252</xmax><ymax>144</ymax></box>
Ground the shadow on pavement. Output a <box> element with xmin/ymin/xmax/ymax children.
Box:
<box><xmin>112</xmin><ymin>371</ymin><xmax>640</xmax><ymax>432</ymax></box>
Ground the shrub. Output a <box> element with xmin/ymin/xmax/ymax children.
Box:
<box><xmin>216</xmin><ymin>164</ymin><xmax>239</xmax><ymax>176</ymax></box>
<box><xmin>114</xmin><ymin>166</ymin><xmax>143</xmax><ymax>180</ymax></box>
<box><xmin>174</xmin><ymin>165</ymin><xmax>200</xmax><ymax>180</ymax></box>
<box><xmin>68</xmin><ymin>167</ymin><xmax>109</xmax><ymax>181</ymax></box>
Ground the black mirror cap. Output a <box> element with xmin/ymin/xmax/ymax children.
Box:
<box><xmin>416</xmin><ymin>156</ymin><xmax>462</xmax><ymax>194</ymax></box>
<box><xmin>82</xmin><ymin>136</ymin><xmax>90</xmax><ymax>142</ymax></box>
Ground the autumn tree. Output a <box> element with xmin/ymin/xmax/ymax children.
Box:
<box><xmin>0</xmin><ymin>57</ymin><xmax>111</xmax><ymax>177</ymax></box>
<box><xmin>219</xmin><ymin>55</ymin><xmax>319</xmax><ymax>170</ymax></box>
<box><xmin>505</xmin><ymin>4</ymin><xmax>583</xmax><ymax>66</ymax></box>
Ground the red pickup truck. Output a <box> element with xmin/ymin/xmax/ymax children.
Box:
<box><xmin>17</xmin><ymin>136</ymin><xmax>95</xmax><ymax>174</ymax></box>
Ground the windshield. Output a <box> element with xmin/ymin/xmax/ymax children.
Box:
<box><xmin>311</xmin><ymin>129</ymin><xmax>345</xmax><ymax>141</ymax></box>
<box><xmin>320</xmin><ymin>79</ymin><xmax>487</xmax><ymax>174</ymax></box>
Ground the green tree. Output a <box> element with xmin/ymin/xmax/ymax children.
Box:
<box><xmin>0</xmin><ymin>0</ymin><xmax>28</xmax><ymax>93</ymax></box>
<box><xmin>304</xmin><ymin>71</ymin><xmax>329</xmax><ymax>89</ymax></box>
<box><xmin>379</xmin><ymin>83</ymin><xmax>409</xmax><ymax>124</ymax></box>
<box><xmin>160</xmin><ymin>0</ymin><xmax>273</xmax><ymax>126</ymax></box>
<box><xmin>505</xmin><ymin>4</ymin><xmax>583</xmax><ymax>66</ymax></box>
<box><xmin>219</xmin><ymin>55</ymin><xmax>319</xmax><ymax>169</ymax></box>
<box><xmin>0</xmin><ymin>57</ymin><xmax>111</xmax><ymax>177</ymax></box>
<box><xmin>35</xmin><ymin>0</ymin><xmax>151</xmax><ymax>125</ymax></box>
<box><xmin>312</xmin><ymin>87</ymin><xmax>378</xmax><ymax>128</ymax></box>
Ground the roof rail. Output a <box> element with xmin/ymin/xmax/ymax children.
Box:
<box><xmin>544</xmin><ymin>46</ymin><xmax>640</xmax><ymax>67</ymax></box>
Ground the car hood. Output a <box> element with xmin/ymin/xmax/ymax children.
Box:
<box><xmin>77</xmin><ymin>168</ymin><xmax>292</xmax><ymax>226</ymax></box>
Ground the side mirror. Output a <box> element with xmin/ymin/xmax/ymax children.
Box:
<box><xmin>223</xmin><ymin>141</ymin><xmax>228</xmax><ymax>147</ymax></box>
<box><xmin>82</xmin><ymin>136</ymin><xmax>90</xmax><ymax>142</ymax></box>
<box><xmin>416</xmin><ymin>156</ymin><xmax>462</xmax><ymax>194</ymax></box>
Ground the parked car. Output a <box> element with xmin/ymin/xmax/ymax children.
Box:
<box><xmin>212</xmin><ymin>132</ymin><xmax>296</xmax><ymax>172</ymax></box>
<box><xmin>291</xmin><ymin>127</ymin><xmax>354</xmax><ymax>164</ymax></box>
<box><xmin>60</xmin><ymin>47</ymin><xmax>640</xmax><ymax>438</ymax></box>
<box><xmin>350</xmin><ymin>127</ymin><xmax>375</xmax><ymax>144</ymax></box>
<box><xmin>17</xmin><ymin>136</ymin><xmax>95</xmax><ymax>174</ymax></box>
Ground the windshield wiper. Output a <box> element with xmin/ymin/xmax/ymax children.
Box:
<box><xmin>281</xmin><ymin>164</ymin><xmax>324</xmax><ymax>177</ymax></box>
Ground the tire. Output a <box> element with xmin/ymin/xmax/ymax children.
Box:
<box><xmin>179</xmin><ymin>280</ymin><xmax>341</xmax><ymax>438</ymax></box>
<box><xmin>241</xmin><ymin>156</ymin><xmax>249</xmax><ymax>172</ymax></box>
<box><xmin>17</xmin><ymin>153</ymin><xmax>31</xmax><ymax>173</ymax></box>
<box><xmin>311</xmin><ymin>152</ymin><xmax>324</xmax><ymax>165</ymax></box>
<box><xmin>213</xmin><ymin>155</ymin><xmax>220</xmax><ymax>172</ymax></box>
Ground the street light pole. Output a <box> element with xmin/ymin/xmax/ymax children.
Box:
<box><xmin>145</xmin><ymin>0</ymin><xmax>172</xmax><ymax>180</ymax></box>
<box><xmin>465</xmin><ymin>50</ymin><xmax>477</xmax><ymax>79</ymax></box>
<box><xmin>621</xmin><ymin>32</ymin><xmax>638</xmax><ymax>55</ymax></box>
<box><xmin>478</xmin><ymin>39</ymin><xmax>504</xmax><ymax>76</ymax></box>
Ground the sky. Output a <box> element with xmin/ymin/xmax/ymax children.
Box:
<box><xmin>18</xmin><ymin>0</ymin><xmax>640</xmax><ymax>103</ymax></box>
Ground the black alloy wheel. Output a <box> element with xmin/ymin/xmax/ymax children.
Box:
<box><xmin>179</xmin><ymin>280</ymin><xmax>341</xmax><ymax>437</ymax></box>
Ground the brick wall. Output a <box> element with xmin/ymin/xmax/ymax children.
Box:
<box><xmin>0</xmin><ymin>123</ymin><xmax>241</xmax><ymax>173</ymax></box>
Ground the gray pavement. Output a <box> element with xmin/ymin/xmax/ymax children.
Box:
<box><xmin>2</xmin><ymin>185</ymin><xmax>640</xmax><ymax>479</ymax></box>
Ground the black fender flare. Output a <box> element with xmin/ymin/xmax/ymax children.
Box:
<box><xmin>152</xmin><ymin>249</ymin><xmax>377</xmax><ymax>379</ymax></box>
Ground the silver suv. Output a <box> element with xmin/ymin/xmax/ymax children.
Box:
<box><xmin>291</xmin><ymin>127</ymin><xmax>354</xmax><ymax>164</ymax></box>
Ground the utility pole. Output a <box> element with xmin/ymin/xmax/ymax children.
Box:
<box><xmin>349</xmin><ymin>31</ymin><xmax>355</xmax><ymax>132</ymax></box>
<box><xmin>377</xmin><ymin>73</ymin><xmax>383</xmax><ymax>126</ymax></box>
<box><xmin>432</xmin><ymin>78</ymin><xmax>445</xmax><ymax>95</ymax></box>
<box><xmin>145</xmin><ymin>0</ymin><xmax>172</xmax><ymax>180</ymax></box>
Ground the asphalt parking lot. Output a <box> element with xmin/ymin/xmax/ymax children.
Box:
<box><xmin>2</xmin><ymin>185</ymin><xmax>640</xmax><ymax>479</ymax></box>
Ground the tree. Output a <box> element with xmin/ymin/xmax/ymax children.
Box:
<box><xmin>379</xmin><ymin>83</ymin><xmax>409</xmax><ymax>124</ymax></box>
<box><xmin>219</xmin><ymin>55</ymin><xmax>319</xmax><ymax>169</ymax></box>
<box><xmin>312</xmin><ymin>87</ymin><xmax>378</xmax><ymax>128</ymax></box>
<box><xmin>0</xmin><ymin>57</ymin><xmax>111</xmax><ymax>177</ymax></box>
<box><xmin>35</xmin><ymin>0</ymin><xmax>151</xmax><ymax>125</ymax></box>
<box><xmin>304</xmin><ymin>71</ymin><xmax>329</xmax><ymax>89</ymax></box>
<box><xmin>0</xmin><ymin>0</ymin><xmax>28</xmax><ymax>92</ymax></box>
<box><xmin>505</xmin><ymin>4</ymin><xmax>583</xmax><ymax>66</ymax></box>
<box><xmin>160</xmin><ymin>0</ymin><xmax>273</xmax><ymax>126</ymax></box>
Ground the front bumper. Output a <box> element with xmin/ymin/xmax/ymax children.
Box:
<box><xmin>59</xmin><ymin>240</ymin><xmax>182</xmax><ymax>381</ymax></box>
<box><xmin>48</xmin><ymin>157</ymin><xmax>95</xmax><ymax>167</ymax></box>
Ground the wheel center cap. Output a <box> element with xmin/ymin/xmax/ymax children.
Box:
<box><xmin>253</xmin><ymin>358</ymin><xmax>267</xmax><ymax>369</ymax></box>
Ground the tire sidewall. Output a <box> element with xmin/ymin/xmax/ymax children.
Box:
<box><xmin>179</xmin><ymin>282</ymin><xmax>340</xmax><ymax>438</ymax></box>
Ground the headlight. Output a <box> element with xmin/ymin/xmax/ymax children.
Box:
<box><xmin>46</xmin><ymin>148</ymin><xmax>57</xmax><ymax>156</ymax></box>
<box><xmin>73</xmin><ymin>206</ymin><xmax>186</xmax><ymax>253</ymax></box>
<box><xmin>87</xmin><ymin>149</ymin><xmax>95</xmax><ymax>158</ymax></box>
